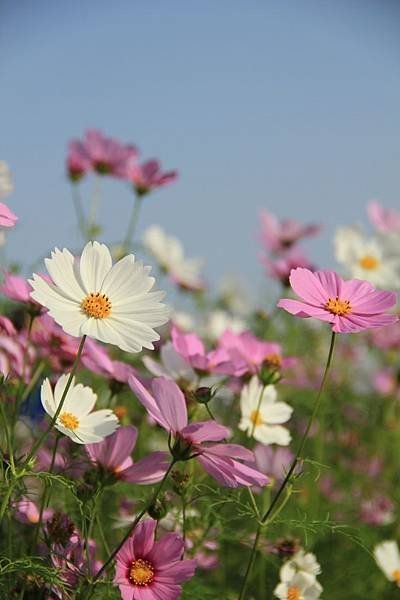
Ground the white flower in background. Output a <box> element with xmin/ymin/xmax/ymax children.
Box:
<box><xmin>374</xmin><ymin>540</ymin><xmax>400</xmax><ymax>586</ymax></box>
<box><xmin>281</xmin><ymin>550</ymin><xmax>321</xmax><ymax>582</ymax></box>
<box><xmin>0</xmin><ymin>161</ymin><xmax>13</xmax><ymax>199</ymax></box>
<box><xmin>171</xmin><ymin>310</ymin><xmax>196</xmax><ymax>332</ymax></box>
<box><xmin>239</xmin><ymin>375</ymin><xmax>292</xmax><ymax>445</ymax></box>
<box><xmin>143</xmin><ymin>341</ymin><xmax>196</xmax><ymax>383</ymax></box>
<box><xmin>204</xmin><ymin>309</ymin><xmax>246</xmax><ymax>341</ymax></box>
<box><xmin>334</xmin><ymin>227</ymin><xmax>400</xmax><ymax>288</ymax></box>
<box><xmin>41</xmin><ymin>374</ymin><xmax>119</xmax><ymax>444</ymax></box>
<box><xmin>29</xmin><ymin>241</ymin><xmax>169</xmax><ymax>353</ymax></box>
<box><xmin>274</xmin><ymin>571</ymin><xmax>322</xmax><ymax>600</ymax></box>
<box><xmin>218</xmin><ymin>273</ymin><xmax>250</xmax><ymax>315</ymax></box>
<box><xmin>143</xmin><ymin>225</ymin><xmax>205</xmax><ymax>291</ymax></box>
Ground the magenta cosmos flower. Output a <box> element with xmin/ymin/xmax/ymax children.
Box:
<box><xmin>277</xmin><ymin>268</ymin><xmax>398</xmax><ymax>333</ymax></box>
<box><xmin>86</xmin><ymin>425</ymin><xmax>169</xmax><ymax>485</ymax></box>
<box><xmin>0</xmin><ymin>202</ymin><xmax>17</xmax><ymax>228</ymax></box>
<box><xmin>125</xmin><ymin>159</ymin><xmax>177</xmax><ymax>196</ymax></box>
<box><xmin>114</xmin><ymin>519</ymin><xmax>196</xmax><ymax>600</ymax></box>
<box><xmin>129</xmin><ymin>375</ymin><xmax>268</xmax><ymax>488</ymax></box>
<box><xmin>259</xmin><ymin>209</ymin><xmax>320</xmax><ymax>254</ymax></box>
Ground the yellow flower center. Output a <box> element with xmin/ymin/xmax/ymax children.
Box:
<box><xmin>59</xmin><ymin>412</ymin><xmax>79</xmax><ymax>430</ymax></box>
<box><xmin>113</xmin><ymin>405</ymin><xmax>128</xmax><ymax>419</ymax></box>
<box><xmin>287</xmin><ymin>587</ymin><xmax>301</xmax><ymax>600</ymax></box>
<box><xmin>392</xmin><ymin>569</ymin><xmax>400</xmax><ymax>584</ymax></box>
<box><xmin>250</xmin><ymin>410</ymin><xmax>263</xmax><ymax>426</ymax></box>
<box><xmin>359</xmin><ymin>254</ymin><xmax>379</xmax><ymax>270</ymax></box>
<box><xmin>81</xmin><ymin>292</ymin><xmax>112</xmax><ymax>319</ymax></box>
<box><xmin>129</xmin><ymin>558</ymin><xmax>154</xmax><ymax>586</ymax></box>
<box><xmin>324</xmin><ymin>297</ymin><xmax>352</xmax><ymax>316</ymax></box>
<box><xmin>264</xmin><ymin>352</ymin><xmax>282</xmax><ymax>369</ymax></box>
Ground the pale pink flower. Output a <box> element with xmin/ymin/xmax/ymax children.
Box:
<box><xmin>360</xmin><ymin>496</ymin><xmax>395</xmax><ymax>526</ymax></box>
<box><xmin>259</xmin><ymin>210</ymin><xmax>320</xmax><ymax>254</ymax></box>
<box><xmin>277</xmin><ymin>268</ymin><xmax>398</xmax><ymax>333</ymax></box>
<box><xmin>14</xmin><ymin>497</ymin><xmax>52</xmax><ymax>525</ymax></box>
<box><xmin>129</xmin><ymin>375</ymin><xmax>268</xmax><ymax>488</ymax></box>
<box><xmin>367</xmin><ymin>200</ymin><xmax>400</xmax><ymax>234</ymax></box>
<box><xmin>0</xmin><ymin>316</ymin><xmax>16</xmax><ymax>336</ymax></box>
<box><xmin>114</xmin><ymin>519</ymin><xmax>196</xmax><ymax>599</ymax></box>
<box><xmin>0</xmin><ymin>202</ymin><xmax>17</xmax><ymax>228</ymax></box>
<box><xmin>83</xmin><ymin>129</ymin><xmax>138</xmax><ymax>177</ymax></box>
<box><xmin>262</xmin><ymin>250</ymin><xmax>314</xmax><ymax>286</ymax></box>
<box><xmin>31</xmin><ymin>314</ymin><xmax>80</xmax><ymax>372</ymax></box>
<box><xmin>86</xmin><ymin>425</ymin><xmax>169</xmax><ymax>484</ymax></box>
<box><xmin>253</xmin><ymin>444</ymin><xmax>295</xmax><ymax>485</ymax></box>
<box><xmin>171</xmin><ymin>325</ymin><xmax>230</xmax><ymax>374</ymax></box>
<box><xmin>125</xmin><ymin>158</ymin><xmax>177</xmax><ymax>195</ymax></box>
<box><xmin>372</xmin><ymin>369</ymin><xmax>398</xmax><ymax>396</ymax></box>
<box><xmin>1</xmin><ymin>270</ymin><xmax>49</xmax><ymax>305</ymax></box>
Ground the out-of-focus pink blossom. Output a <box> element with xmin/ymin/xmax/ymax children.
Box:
<box><xmin>171</xmin><ymin>325</ymin><xmax>231</xmax><ymax>374</ymax></box>
<box><xmin>125</xmin><ymin>158</ymin><xmax>177</xmax><ymax>195</ymax></box>
<box><xmin>129</xmin><ymin>375</ymin><xmax>269</xmax><ymax>488</ymax></box>
<box><xmin>372</xmin><ymin>368</ymin><xmax>398</xmax><ymax>396</ymax></box>
<box><xmin>83</xmin><ymin>129</ymin><xmax>138</xmax><ymax>177</ymax></box>
<box><xmin>0</xmin><ymin>316</ymin><xmax>16</xmax><ymax>336</ymax></box>
<box><xmin>81</xmin><ymin>338</ymin><xmax>137</xmax><ymax>384</ymax></box>
<box><xmin>31</xmin><ymin>314</ymin><xmax>80</xmax><ymax>372</ymax></box>
<box><xmin>262</xmin><ymin>250</ymin><xmax>314</xmax><ymax>286</ymax></box>
<box><xmin>66</xmin><ymin>139</ymin><xmax>91</xmax><ymax>182</ymax></box>
<box><xmin>253</xmin><ymin>444</ymin><xmax>295</xmax><ymax>485</ymax></box>
<box><xmin>1</xmin><ymin>270</ymin><xmax>49</xmax><ymax>305</ymax></box>
<box><xmin>370</xmin><ymin>324</ymin><xmax>400</xmax><ymax>351</ymax></box>
<box><xmin>278</xmin><ymin>268</ymin><xmax>398</xmax><ymax>333</ymax></box>
<box><xmin>14</xmin><ymin>497</ymin><xmax>52</xmax><ymax>525</ymax></box>
<box><xmin>0</xmin><ymin>332</ymin><xmax>31</xmax><ymax>381</ymax></box>
<box><xmin>259</xmin><ymin>210</ymin><xmax>320</xmax><ymax>254</ymax></box>
<box><xmin>51</xmin><ymin>535</ymin><xmax>101</xmax><ymax>590</ymax></box>
<box><xmin>367</xmin><ymin>200</ymin><xmax>400</xmax><ymax>234</ymax></box>
<box><xmin>0</xmin><ymin>202</ymin><xmax>17</xmax><ymax>228</ymax></box>
<box><xmin>86</xmin><ymin>425</ymin><xmax>169</xmax><ymax>484</ymax></box>
<box><xmin>360</xmin><ymin>496</ymin><xmax>395</xmax><ymax>526</ymax></box>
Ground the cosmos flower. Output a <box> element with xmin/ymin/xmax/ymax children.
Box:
<box><xmin>367</xmin><ymin>201</ymin><xmax>400</xmax><ymax>234</ymax></box>
<box><xmin>129</xmin><ymin>375</ymin><xmax>268</xmax><ymax>488</ymax></box>
<box><xmin>29</xmin><ymin>241</ymin><xmax>169</xmax><ymax>353</ymax></box>
<box><xmin>262</xmin><ymin>250</ymin><xmax>314</xmax><ymax>287</ymax></box>
<box><xmin>41</xmin><ymin>374</ymin><xmax>119</xmax><ymax>444</ymax></box>
<box><xmin>253</xmin><ymin>444</ymin><xmax>295</xmax><ymax>484</ymax></box>
<box><xmin>14</xmin><ymin>497</ymin><xmax>52</xmax><ymax>525</ymax></box>
<box><xmin>274</xmin><ymin>571</ymin><xmax>322</xmax><ymax>599</ymax></box>
<box><xmin>82</xmin><ymin>129</ymin><xmax>138</xmax><ymax>177</ymax></box>
<box><xmin>125</xmin><ymin>159</ymin><xmax>177</xmax><ymax>195</ymax></box>
<box><xmin>280</xmin><ymin>549</ymin><xmax>321</xmax><ymax>582</ymax></box>
<box><xmin>66</xmin><ymin>139</ymin><xmax>91</xmax><ymax>182</ymax></box>
<box><xmin>374</xmin><ymin>541</ymin><xmax>400</xmax><ymax>586</ymax></box>
<box><xmin>259</xmin><ymin>210</ymin><xmax>320</xmax><ymax>254</ymax></box>
<box><xmin>239</xmin><ymin>376</ymin><xmax>292</xmax><ymax>445</ymax></box>
<box><xmin>277</xmin><ymin>268</ymin><xmax>398</xmax><ymax>333</ymax></box>
<box><xmin>0</xmin><ymin>203</ymin><xmax>17</xmax><ymax>228</ymax></box>
<box><xmin>85</xmin><ymin>425</ymin><xmax>169</xmax><ymax>484</ymax></box>
<box><xmin>114</xmin><ymin>519</ymin><xmax>196</xmax><ymax>599</ymax></box>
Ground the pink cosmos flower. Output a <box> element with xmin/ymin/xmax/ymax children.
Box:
<box><xmin>86</xmin><ymin>425</ymin><xmax>169</xmax><ymax>484</ymax></box>
<box><xmin>129</xmin><ymin>375</ymin><xmax>268</xmax><ymax>488</ymax></box>
<box><xmin>1</xmin><ymin>270</ymin><xmax>49</xmax><ymax>305</ymax></box>
<box><xmin>0</xmin><ymin>202</ymin><xmax>17</xmax><ymax>228</ymax></box>
<box><xmin>114</xmin><ymin>519</ymin><xmax>196</xmax><ymax>600</ymax></box>
<box><xmin>262</xmin><ymin>249</ymin><xmax>314</xmax><ymax>286</ymax></box>
<box><xmin>125</xmin><ymin>159</ymin><xmax>177</xmax><ymax>195</ymax></box>
<box><xmin>367</xmin><ymin>200</ymin><xmax>400</xmax><ymax>234</ymax></box>
<box><xmin>372</xmin><ymin>368</ymin><xmax>398</xmax><ymax>396</ymax></box>
<box><xmin>51</xmin><ymin>535</ymin><xmax>101</xmax><ymax>590</ymax></box>
<box><xmin>66</xmin><ymin>139</ymin><xmax>91</xmax><ymax>182</ymax></box>
<box><xmin>0</xmin><ymin>316</ymin><xmax>16</xmax><ymax>336</ymax></box>
<box><xmin>31</xmin><ymin>313</ymin><xmax>80</xmax><ymax>372</ymax></box>
<box><xmin>171</xmin><ymin>325</ymin><xmax>230</xmax><ymax>374</ymax></box>
<box><xmin>277</xmin><ymin>268</ymin><xmax>398</xmax><ymax>333</ymax></box>
<box><xmin>14</xmin><ymin>497</ymin><xmax>52</xmax><ymax>525</ymax></box>
<box><xmin>253</xmin><ymin>444</ymin><xmax>295</xmax><ymax>485</ymax></box>
<box><xmin>81</xmin><ymin>338</ymin><xmax>137</xmax><ymax>384</ymax></box>
<box><xmin>83</xmin><ymin>129</ymin><xmax>138</xmax><ymax>177</ymax></box>
<box><xmin>360</xmin><ymin>496</ymin><xmax>395</xmax><ymax>526</ymax></box>
<box><xmin>259</xmin><ymin>210</ymin><xmax>320</xmax><ymax>254</ymax></box>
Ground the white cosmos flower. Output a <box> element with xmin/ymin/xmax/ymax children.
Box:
<box><xmin>0</xmin><ymin>161</ymin><xmax>13</xmax><ymax>199</ymax></box>
<box><xmin>143</xmin><ymin>225</ymin><xmax>205</xmax><ymax>291</ymax></box>
<box><xmin>334</xmin><ymin>226</ymin><xmax>400</xmax><ymax>288</ymax></box>
<box><xmin>280</xmin><ymin>550</ymin><xmax>321</xmax><ymax>583</ymax></box>
<box><xmin>29</xmin><ymin>241</ymin><xmax>169</xmax><ymax>353</ymax></box>
<box><xmin>41</xmin><ymin>374</ymin><xmax>119</xmax><ymax>444</ymax></box>
<box><xmin>374</xmin><ymin>540</ymin><xmax>400</xmax><ymax>586</ymax></box>
<box><xmin>274</xmin><ymin>572</ymin><xmax>322</xmax><ymax>600</ymax></box>
<box><xmin>239</xmin><ymin>375</ymin><xmax>292</xmax><ymax>445</ymax></box>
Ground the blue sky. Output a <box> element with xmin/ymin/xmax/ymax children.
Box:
<box><xmin>1</xmin><ymin>0</ymin><xmax>400</xmax><ymax>291</ymax></box>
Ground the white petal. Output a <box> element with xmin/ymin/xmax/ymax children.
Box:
<box><xmin>44</xmin><ymin>248</ymin><xmax>86</xmax><ymax>302</ymax></box>
<box><xmin>79</xmin><ymin>241</ymin><xmax>112</xmax><ymax>293</ymax></box>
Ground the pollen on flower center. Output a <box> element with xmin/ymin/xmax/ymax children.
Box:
<box><xmin>324</xmin><ymin>296</ymin><xmax>352</xmax><ymax>316</ymax></box>
<box><xmin>264</xmin><ymin>352</ymin><xmax>282</xmax><ymax>369</ymax></box>
<box><xmin>359</xmin><ymin>254</ymin><xmax>379</xmax><ymax>270</ymax></box>
<box><xmin>59</xmin><ymin>412</ymin><xmax>79</xmax><ymax>430</ymax></box>
<box><xmin>129</xmin><ymin>558</ymin><xmax>154</xmax><ymax>586</ymax></box>
<box><xmin>250</xmin><ymin>410</ymin><xmax>263</xmax><ymax>426</ymax></box>
<box><xmin>287</xmin><ymin>587</ymin><xmax>301</xmax><ymax>600</ymax></box>
<box><xmin>81</xmin><ymin>292</ymin><xmax>112</xmax><ymax>319</ymax></box>
<box><xmin>392</xmin><ymin>569</ymin><xmax>400</xmax><ymax>584</ymax></box>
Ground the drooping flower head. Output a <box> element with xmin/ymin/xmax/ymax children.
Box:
<box><xmin>84</xmin><ymin>129</ymin><xmax>138</xmax><ymax>177</ymax></box>
<box><xmin>259</xmin><ymin>210</ymin><xmax>320</xmax><ymax>254</ymax></box>
<box><xmin>29</xmin><ymin>241</ymin><xmax>169</xmax><ymax>353</ymax></box>
<box><xmin>41</xmin><ymin>374</ymin><xmax>119</xmax><ymax>444</ymax></box>
<box><xmin>129</xmin><ymin>375</ymin><xmax>268</xmax><ymax>488</ymax></box>
<box><xmin>277</xmin><ymin>268</ymin><xmax>398</xmax><ymax>333</ymax></box>
<box><xmin>114</xmin><ymin>519</ymin><xmax>196</xmax><ymax>599</ymax></box>
<box><xmin>125</xmin><ymin>158</ymin><xmax>177</xmax><ymax>196</ymax></box>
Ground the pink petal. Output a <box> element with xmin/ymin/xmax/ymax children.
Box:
<box><xmin>129</xmin><ymin>375</ymin><xmax>169</xmax><ymax>431</ymax></box>
<box><xmin>121</xmin><ymin>452</ymin><xmax>170</xmax><ymax>484</ymax></box>
<box><xmin>131</xmin><ymin>519</ymin><xmax>156</xmax><ymax>558</ymax></box>
<box><xmin>289</xmin><ymin>268</ymin><xmax>327</xmax><ymax>304</ymax></box>
<box><xmin>149</xmin><ymin>533</ymin><xmax>184</xmax><ymax>566</ymax></box>
<box><xmin>155</xmin><ymin>559</ymin><xmax>196</xmax><ymax>583</ymax></box>
<box><xmin>151</xmin><ymin>377</ymin><xmax>188</xmax><ymax>433</ymax></box>
<box><xmin>181</xmin><ymin>421</ymin><xmax>229</xmax><ymax>443</ymax></box>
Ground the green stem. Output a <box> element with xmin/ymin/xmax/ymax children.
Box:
<box><xmin>122</xmin><ymin>194</ymin><xmax>143</xmax><ymax>252</ymax></box>
<box><xmin>24</xmin><ymin>335</ymin><xmax>87</xmax><ymax>465</ymax></box>
<box><xmin>20</xmin><ymin>359</ymin><xmax>46</xmax><ymax>404</ymax></box>
<box><xmin>87</xmin><ymin>176</ymin><xmax>101</xmax><ymax>236</ymax></box>
<box><xmin>71</xmin><ymin>184</ymin><xmax>88</xmax><ymax>241</ymax></box>
<box><xmin>96</xmin><ymin>512</ymin><xmax>110</xmax><ymax>556</ymax></box>
<box><xmin>238</xmin><ymin>331</ymin><xmax>336</xmax><ymax>599</ymax></box>
<box><xmin>0</xmin><ymin>400</ymin><xmax>16</xmax><ymax>475</ymax></box>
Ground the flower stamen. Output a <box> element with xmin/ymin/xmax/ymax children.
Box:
<box><xmin>392</xmin><ymin>569</ymin><xmax>400</xmax><ymax>585</ymax></box>
<box><xmin>324</xmin><ymin>296</ymin><xmax>352</xmax><ymax>316</ymax></box>
<box><xmin>287</xmin><ymin>587</ymin><xmax>301</xmax><ymax>600</ymax></box>
<box><xmin>81</xmin><ymin>292</ymin><xmax>112</xmax><ymax>319</ymax></box>
<box><xmin>359</xmin><ymin>254</ymin><xmax>379</xmax><ymax>270</ymax></box>
<box><xmin>129</xmin><ymin>558</ymin><xmax>154</xmax><ymax>586</ymax></box>
<box><xmin>59</xmin><ymin>412</ymin><xmax>79</xmax><ymax>430</ymax></box>
<box><xmin>250</xmin><ymin>410</ymin><xmax>263</xmax><ymax>426</ymax></box>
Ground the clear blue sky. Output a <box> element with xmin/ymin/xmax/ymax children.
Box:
<box><xmin>1</xmin><ymin>0</ymin><xmax>400</xmax><ymax>290</ymax></box>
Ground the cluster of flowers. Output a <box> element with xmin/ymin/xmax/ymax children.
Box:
<box><xmin>1</xmin><ymin>137</ymin><xmax>400</xmax><ymax>600</ymax></box>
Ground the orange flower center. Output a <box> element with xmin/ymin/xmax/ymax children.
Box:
<box><xmin>264</xmin><ymin>352</ymin><xmax>282</xmax><ymax>369</ymax></box>
<box><xmin>59</xmin><ymin>412</ymin><xmax>79</xmax><ymax>430</ymax></box>
<box><xmin>81</xmin><ymin>292</ymin><xmax>112</xmax><ymax>319</ymax></box>
<box><xmin>392</xmin><ymin>569</ymin><xmax>400</xmax><ymax>584</ymax></box>
<box><xmin>359</xmin><ymin>254</ymin><xmax>379</xmax><ymax>270</ymax></box>
<box><xmin>250</xmin><ymin>410</ymin><xmax>263</xmax><ymax>426</ymax></box>
<box><xmin>324</xmin><ymin>297</ymin><xmax>352</xmax><ymax>316</ymax></box>
<box><xmin>129</xmin><ymin>558</ymin><xmax>154</xmax><ymax>586</ymax></box>
<box><xmin>287</xmin><ymin>587</ymin><xmax>301</xmax><ymax>600</ymax></box>
<box><xmin>113</xmin><ymin>405</ymin><xmax>128</xmax><ymax>419</ymax></box>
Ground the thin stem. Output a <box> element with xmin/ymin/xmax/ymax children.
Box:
<box><xmin>250</xmin><ymin>382</ymin><xmax>265</xmax><ymax>439</ymax></box>
<box><xmin>246</xmin><ymin>487</ymin><xmax>260</xmax><ymax>520</ymax></box>
<box><xmin>20</xmin><ymin>359</ymin><xmax>46</xmax><ymax>404</ymax></box>
<box><xmin>71</xmin><ymin>184</ymin><xmax>88</xmax><ymax>241</ymax></box>
<box><xmin>87</xmin><ymin>175</ymin><xmax>101</xmax><ymax>236</ymax></box>
<box><xmin>96</xmin><ymin>512</ymin><xmax>110</xmax><ymax>556</ymax></box>
<box><xmin>0</xmin><ymin>400</ymin><xmax>16</xmax><ymax>475</ymax></box>
<box><xmin>122</xmin><ymin>194</ymin><xmax>143</xmax><ymax>252</ymax></box>
<box><xmin>238</xmin><ymin>331</ymin><xmax>336</xmax><ymax>599</ymax></box>
<box><xmin>205</xmin><ymin>403</ymin><xmax>216</xmax><ymax>421</ymax></box>
<box><xmin>24</xmin><ymin>335</ymin><xmax>87</xmax><ymax>464</ymax></box>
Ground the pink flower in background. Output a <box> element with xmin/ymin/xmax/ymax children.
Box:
<box><xmin>31</xmin><ymin>313</ymin><xmax>80</xmax><ymax>372</ymax></box>
<box><xmin>360</xmin><ymin>496</ymin><xmax>395</xmax><ymax>526</ymax></box>
<box><xmin>277</xmin><ymin>268</ymin><xmax>398</xmax><ymax>333</ymax></box>
<box><xmin>367</xmin><ymin>200</ymin><xmax>400</xmax><ymax>234</ymax></box>
<box><xmin>81</xmin><ymin>338</ymin><xmax>138</xmax><ymax>384</ymax></box>
<box><xmin>370</xmin><ymin>324</ymin><xmax>400</xmax><ymax>351</ymax></box>
<box><xmin>66</xmin><ymin>139</ymin><xmax>91</xmax><ymax>182</ymax></box>
<box><xmin>83</xmin><ymin>129</ymin><xmax>138</xmax><ymax>177</ymax></box>
<box><xmin>259</xmin><ymin>210</ymin><xmax>320</xmax><ymax>254</ymax></box>
<box><xmin>372</xmin><ymin>368</ymin><xmax>398</xmax><ymax>396</ymax></box>
<box><xmin>0</xmin><ymin>332</ymin><xmax>30</xmax><ymax>381</ymax></box>
<box><xmin>125</xmin><ymin>158</ymin><xmax>177</xmax><ymax>195</ymax></box>
<box><xmin>0</xmin><ymin>203</ymin><xmax>17</xmax><ymax>228</ymax></box>
<box><xmin>253</xmin><ymin>444</ymin><xmax>295</xmax><ymax>485</ymax></box>
<box><xmin>86</xmin><ymin>425</ymin><xmax>169</xmax><ymax>484</ymax></box>
<box><xmin>171</xmin><ymin>325</ymin><xmax>230</xmax><ymax>374</ymax></box>
<box><xmin>52</xmin><ymin>535</ymin><xmax>101</xmax><ymax>589</ymax></box>
<box><xmin>0</xmin><ymin>316</ymin><xmax>16</xmax><ymax>336</ymax></box>
<box><xmin>114</xmin><ymin>519</ymin><xmax>196</xmax><ymax>599</ymax></box>
<box><xmin>14</xmin><ymin>497</ymin><xmax>52</xmax><ymax>525</ymax></box>
<box><xmin>1</xmin><ymin>270</ymin><xmax>50</xmax><ymax>305</ymax></box>
<box><xmin>262</xmin><ymin>249</ymin><xmax>314</xmax><ymax>286</ymax></box>
<box><xmin>129</xmin><ymin>375</ymin><xmax>268</xmax><ymax>488</ymax></box>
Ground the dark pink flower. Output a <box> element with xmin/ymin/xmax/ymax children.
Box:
<box><xmin>86</xmin><ymin>425</ymin><xmax>169</xmax><ymax>485</ymax></box>
<box><xmin>0</xmin><ymin>202</ymin><xmax>17</xmax><ymax>228</ymax></box>
<box><xmin>114</xmin><ymin>519</ymin><xmax>195</xmax><ymax>599</ymax></box>
<box><xmin>84</xmin><ymin>129</ymin><xmax>138</xmax><ymax>177</ymax></box>
<box><xmin>66</xmin><ymin>139</ymin><xmax>91</xmax><ymax>182</ymax></box>
<box><xmin>125</xmin><ymin>159</ymin><xmax>177</xmax><ymax>195</ymax></box>
<box><xmin>129</xmin><ymin>376</ymin><xmax>268</xmax><ymax>488</ymax></box>
<box><xmin>259</xmin><ymin>210</ymin><xmax>320</xmax><ymax>254</ymax></box>
<box><xmin>367</xmin><ymin>200</ymin><xmax>400</xmax><ymax>234</ymax></box>
<box><xmin>277</xmin><ymin>268</ymin><xmax>398</xmax><ymax>333</ymax></box>
<box><xmin>171</xmin><ymin>325</ymin><xmax>230</xmax><ymax>374</ymax></box>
